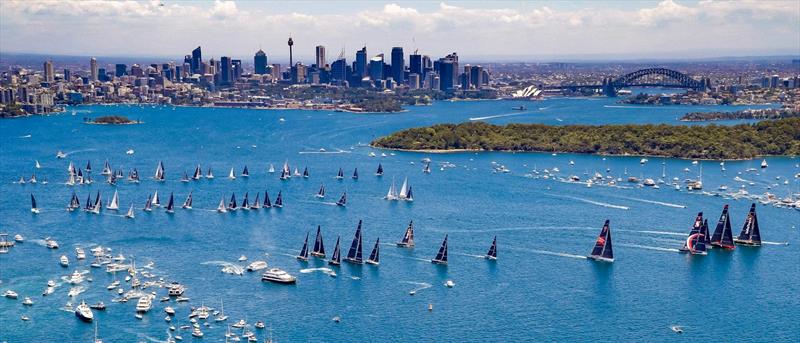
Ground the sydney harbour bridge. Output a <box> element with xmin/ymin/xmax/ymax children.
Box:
<box><xmin>542</xmin><ymin>67</ymin><xmax>710</xmax><ymax>97</ymax></box>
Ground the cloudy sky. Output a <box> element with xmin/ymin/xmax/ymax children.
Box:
<box><xmin>1</xmin><ymin>0</ymin><xmax>798</xmax><ymax>62</ymax></box>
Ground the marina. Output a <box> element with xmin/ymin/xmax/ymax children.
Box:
<box><xmin>0</xmin><ymin>99</ymin><xmax>798</xmax><ymax>341</ymax></box>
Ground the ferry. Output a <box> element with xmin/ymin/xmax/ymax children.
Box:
<box><xmin>167</xmin><ymin>283</ymin><xmax>185</xmax><ymax>297</ymax></box>
<box><xmin>261</xmin><ymin>268</ymin><xmax>297</xmax><ymax>284</ymax></box>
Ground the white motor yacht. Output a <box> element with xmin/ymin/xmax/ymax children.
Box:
<box><xmin>136</xmin><ymin>295</ymin><xmax>153</xmax><ymax>313</ymax></box>
<box><xmin>261</xmin><ymin>268</ymin><xmax>297</xmax><ymax>284</ymax></box>
<box><xmin>75</xmin><ymin>300</ymin><xmax>94</xmax><ymax>322</ymax></box>
<box><xmin>3</xmin><ymin>290</ymin><xmax>19</xmax><ymax>299</ymax></box>
<box><xmin>246</xmin><ymin>261</ymin><xmax>268</xmax><ymax>272</ymax></box>
<box><xmin>60</xmin><ymin>255</ymin><xmax>70</xmax><ymax>267</ymax></box>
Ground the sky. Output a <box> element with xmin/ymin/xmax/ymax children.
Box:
<box><xmin>1</xmin><ymin>0</ymin><xmax>798</xmax><ymax>63</ymax></box>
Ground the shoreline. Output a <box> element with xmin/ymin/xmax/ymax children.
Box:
<box><xmin>370</xmin><ymin>145</ymin><xmax>795</xmax><ymax>161</ymax></box>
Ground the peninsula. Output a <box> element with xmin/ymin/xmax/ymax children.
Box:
<box><xmin>372</xmin><ymin>118</ymin><xmax>800</xmax><ymax>160</ymax></box>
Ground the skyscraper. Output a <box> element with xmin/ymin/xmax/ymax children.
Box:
<box><xmin>220</xmin><ymin>56</ymin><xmax>232</xmax><ymax>85</ymax></box>
<box><xmin>315</xmin><ymin>45</ymin><xmax>326</xmax><ymax>69</ymax></box>
<box><xmin>191</xmin><ymin>46</ymin><xmax>202</xmax><ymax>74</ymax></box>
<box><xmin>331</xmin><ymin>58</ymin><xmax>348</xmax><ymax>83</ymax></box>
<box><xmin>254</xmin><ymin>49</ymin><xmax>268</xmax><ymax>74</ymax></box>
<box><xmin>391</xmin><ymin>47</ymin><xmax>404</xmax><ymax>84</ymax></box>
<box><xmin>369</xmin><ymin>54</ymin><xmax>384</xmax><ymax>81</ymax></box>
<box><xmin>89</xmin><ymin>57</ymin><xmax>98</xmax><ymax>82</ymax></box>
<box><xmin>438</xmin><ymin>57</ymin><xmax>455</xmax><ymax>91</ymax></box>
<box><xmin>409</xmin><ymin>53</ymin><xmax>422</xmax><ymax>79</ymax></box>
<box><xmin>115</xmin><ymin>64</ymin><xmax>127</xmax><ymax>77</ymax></box>
<box><xmin>43</xmin><ymin>61</ymin><xmax>54</xmax><ymax>82</ymax></box>
<box><xmin>356</xmin><ymin>47</ymin><xmax>367</xmax><ymax>78</ymax></box>
<box><xmin>232</xmin><ymin>59</ymin><xmax>242</xmax><ymax>80</ymax></box>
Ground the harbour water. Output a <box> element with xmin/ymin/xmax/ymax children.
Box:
<box><xmin>1</xmin><ymin>96</ymin><xmax>798</xmax><ymax>342</ymax></box>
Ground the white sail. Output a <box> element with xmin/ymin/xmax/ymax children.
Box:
<box><xmin>152</xmin><ymin>191</ymin><xmax>160</xmax><ymax>207</ymax></box>
<box><xmin>283</xmin><ymin>160</ymin><xmax>290</xmax><ymax>174</ymax></box>
<box><xmin>107</xmin><ymin>190</ymin><xmax>119</xmax><ymax>210</ymax></box>
<box><xmin>398</xmin><ymin>177</ymin><xmax>409</xmax><ymax>199</ymax></box>
<box><xmin>217</xmin><ymin>198</ymin><xmax>227</xmax><ymax>213</ymax></box>
<box><xmin>35</xmin><ymin>160</ymin><xmax>41</xmax><ymax>169</ymax></box>
<box><xmin>385</xmin><ymin>177</ymin><xmax>397</xmax><ymax>200</ymax></box>
<box><xmin>269</xmin><ymin>164</ymin><xmax>275</xmax><ymax>173</ymax></box>
<box><xmin>228</xmin><ymin>168</ymin><xmax>236</xmax><ymax>179</ymax></box>
<box><xmin>125</xmin><ymin>205</ymin><xmax>135</xmax><ymax>218</ymax></box>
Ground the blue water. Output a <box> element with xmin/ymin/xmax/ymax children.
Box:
<box><xmin>0</xmin><ymin>98</ymin><xmax>798</xmax><ymax>342</ymax></box>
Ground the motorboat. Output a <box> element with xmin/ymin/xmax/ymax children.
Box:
<box><xmin>167</xmin><ymin>283</ymin><xmax>185</xmax><ymax>297</ymax></box>
<box><xmin>246</xmin><ymin>261</ymin><xmax>268</xmax><ymax>272</ymax></box>
<box><xmin>444</xmin><ymin>280</ymin><xmax>456</xmax><ymax>288</ymax></box>
<box><xmin>165</xmin><ymin>306</ymin><xmax>176</xmax><ymax>315</ymax></box>
<box><xmin>60</xmin><ymin>255</ymin><xmax>70</xmax><ymax>267</ymax></box>
<box><xmin>45</xmin><ymin>237</ymin><xmax>59</xmax><ymax>249</ymax></box>
<box><xmin>75</xmin><ymin>300</ymin><xmax>94</xmax><ymax>322</ymax></box>
<box><xmin>136</xmin><ymin>295</ymin><xmax>153</xmax><ymax>313</ymax></box>
<box><xmin>22</xmin><ymin>297</ymin><xmax>34</xmax><ymax>306</ymax></box>
<box><xmin>261</xmin><ymin>268</ymin><xmax>297</xmax><ymax>284</ymax></box>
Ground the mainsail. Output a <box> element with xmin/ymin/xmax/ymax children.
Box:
<box><xmin>328</xmin><ymin>236</ymin><xmax>341</xmax><ymax>266</ymax></box>
<box><xmin>680</xmin><ymin>212</ymin><xmax>706</xmax><ymax>254</ymax></box>
<box><xmin>106</xmin><ymin>190</ymin><xmax>119</xmax><ymax>210</ymax></box>
<box><xmin>366</xmin><ymin>238</ymin><xmax>380</xmax><ymax>265</ymax></box>
<box><xmin>486</xmin><ymin>236</ymin><xmax>497</xmax><ymax>260</ymax></box>
<box><xmin>273</xmin><ymin>191</ymin><xmax>283</xmax><ymax>208</ymax></box>
<box><xmin>182</xmin><ymin>192</ymin><xmax>193</xmax><ymax>209</ymax></box>
<box><xmin>336</xmin><ymin>191</ymin><xmax>347</xmax><ymax>206</ymax></box>
<box><xmin>165</xmin><ymin>192</ymin><xmax>175</xmax><ymax>213</ymax></box>
<box><xmin>396</xmin><ymin>221</ymin><xmax>415</xmax><ymax>247</ymax></box>
<box><xmin>376</xmin><ymin>163</ymin><xmax>383</xmax><ymax>176</ymax></box>
<box><xmin>297</xmin><ymin>232</ymin><xmax>309</xmax><ymax>261</ymax></box>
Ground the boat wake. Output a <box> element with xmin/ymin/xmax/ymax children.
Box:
<box><xmin>469</xmin><ymin>112</ymin><xmax>529</xmax><ymax>121</ymax></box>
<box><xmin>633</xmin><ymin>230</ymin><xmax>686</xmax><ymax>237</ymax></box>
<box><xmin>425</xmin><ymin>225</ymin><xmax>596</xmax><ymax>234</ymax></box>
<box><xmin>528</xmin><ymin>249</ymin><xmax>588</xmax><ymax>260</ymax></box>
<box><xmin>451</xmin><ymin>252</ymin><xmax>487</xmax><ymax>259</ymax></box>
<box><xmin>400</xmin><ymin>281</ymin><xmax>432</xmax><ymax>294</ymax></box>
<box><xmin>64</xmin><ymin>148</ymin><xmax>97</xmax><ymax>156</ymax></box>
<box><xmin>545</xmin><ymin>193</ymin><xmax>629</xmax><ymax>210</ymax></box>
<box><xmin>762</xmin><ymin>241</ymin><xmax>790</xmax><ymax>246</ymax></box>
<box><xmin>201</xmin><ymin>261</ymin><xmax>244</xmax><ymax>275</ymax></box>
<box><xmin>618</xmin><ymin>243</ymin><xmax>680</xmax><ymax>253</ymax></box>
<box><xmin>298</xmin><ymin>149</ymin><xmax>351</xmax><ymax>154</ymax></box>
<box><xmin>300</xmin><ymin>267</ymin><xmax>337</xmax><ymax>276</ymax></box>
<box><xmin>29</xmin><ymin>239</ymin><xmax>48</xmax><ymax>247</ymax></box>
<box><xmin>18</xmin><ymin>134</ymin><xmax>32</xmax><ymax>138</ymax></box>
<box><xmin>613</xmin><ymin>196</ymin><xmax>686</xmax><ymax>208</ymax></box>
<box><xmin>67</xmin><ymin>285</ymin><xmax>86</xmax><ymax>297</ymax></box>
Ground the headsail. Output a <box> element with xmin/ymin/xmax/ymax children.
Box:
<box><xmin>106</xmin><ymin>190</ymin><xmax>120</xmax><ymax>210</ymax></box>
<box><xmin>30</xmin><ymin>193</ymin><xmax>40</xmax><ymax>213</ymax></box>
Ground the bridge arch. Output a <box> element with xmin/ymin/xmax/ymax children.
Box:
<box><xmin>610</xmin><ymin>67</ymin><xmax>703</xmax><ymax>90</ymax></box>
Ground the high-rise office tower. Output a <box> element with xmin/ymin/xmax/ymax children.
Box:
<box><xmin>191</xmin><ymin>46</ymin><xmax>202</xmax><ymax>74</ymax></box>
<box><xmin>232</xmin><ymin>59</ymin><xmax>242</xmax><ymax>80</ymax></box>
<box><xmin>220</xmin><ymin>56</ymin><xmax>232</xmax><ymax>85</ymax></box>
<box><xmin>331</xmin><ymin>58</ymin><xmax>348</xmax><ymax>82</ymax></box>
<box><xmin>43</xmin><ymin>61</ymin><xmax>54</xmax><ymax>82</ymax></box>
<box><xmin>409</xmin><ymin>53</ymin><xmax>422</xmax><ymax>79</ymax></box>
<box><xmin>391</xmin><ymin>47</ymin><xmax>404</xmax><ymax>83</ymax></box>
<box><xmin>115</xmin><ymin>64</ymin><xmax>127</xmax><ymax>77</ymax></box>
<box><xmin>90</xmin><ymin>57</ymin><xmax>98</xmax><ymax>82</ymax></box>
<box><xmin>369</xmin><ymin>54</ymin><xmax>384</xmax><ymax>81</ymax></box>
<box><xmin>254</xmin><ymin>49</ymin><xmax>268</xmax><ymax>74</ymax></box>
<box><xmin>63</xmin><ymin>69</ymin><xmax>71</xmax><ymax>82</ymax></box>
<box><xmin>356</xmin><ymin>46</ymin><xmax>367</xmax><ymax>78</ymax></box>
<box><xmin>315</xmin><ymin>45</ymin><xmax>326</xmax><ymax>69</ymax></box>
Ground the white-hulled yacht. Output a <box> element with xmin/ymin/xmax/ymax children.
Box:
<box><xmin>261</xmin><ymin>268</ymin><xmax>296</xmax><ymax>284</ymax></box>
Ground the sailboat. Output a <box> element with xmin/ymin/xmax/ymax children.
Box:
<box><xmin>35</xmin><ymin>160</ymin><xmax>41</xmax><ymax>169</ymax></box>
<box><xmin>263</xmin><ymin>191</ymin><xmax>272</xmax><ymax>208</ymax></box>
<box><xmin>328</xmin><ymin>236</ymin><xmax>341</xmax><ymax>266</ymax></box>
<box><xmin>345</xmin><ymin>220</ymin><xmax>364</xmax><ymax>264</ymax></box>
<box><xmin>385</xmin><ymin>177</ymin><xmax>398</xmax><ymax>200</ymax></box>
<box><xmin>268</xmin><ymin>164</ymin><xmax>275</xmax><ymax>173</ymax></box>
<box><xmin>282</xmin><ymin>160</ymin><xmax>291</xmax><ymax>176</ymax></box>
<box><xmin>296</xmin><ymin>232</ymin><xmax>310</xmax><ymax>261</ymax></box>
<box><xmin>165</xmin><ymin>192</ymin><xmax>175</xmax><ymax>214</ymax></box>
<box><xmin>679</xmin><ymin>213</ymin><xmax>707</xmax><ymax>255</ymax></box>
<box><xmin>128</xmin><ymin>169</ymin><xmax>140</xmax><ymax>183</ymax></box>
<box><xmin>228</xmin><ymin>167</ymin><xmax>236</xmax><ymax>180</ymax></box>
<box><xmin>84</xmin><ymin>160</ymin><xmax>91</xmax><ymax>173</ymax></box>
<box><xmin>588</xmin><ymin>220</ymin><xmax>614</xmax><ymax>262</ymax></box>
<box><xmin>180</xmin><ymin>171</ymin><xmax>189</xmax><ymax>183</ymax></box>
<box><xmin>125</xmin><ymin>205</ymin><xmax>135</xmax><ymax>219</ymax></box>
<box><xmin>227</xmin><ymin>193</ymin><xmax>238</xmax><ymax>211</ymax></box>
<box><xmin>240</xmin><ymin>192</ymin><xmax>250</xmax><ymax>210</ymax></box>
<box><xmin>485</xmin><ymin>236</ymin><xmax>497</xmax><ymax>260</ymax></box>
<box><xmin>182</xmin><ymin>192</ymin><xmax>193</xmax><ymax>209</ymax></box>
<box><xmin>192</xmin><ymin>165</ymin><xmax>202</xmax><ymax>180</ymax></box>
<box><xmin>106</xmin><ymin>191</ymin><xmax>119</xmax><ymax>210</ymax></box>
<box><xmin>90</xmin><ymin>191</ymin><xmax>102</xmax><ymax>214</ymax></box>
<box><xmin>366</xmin><ymin>238</ymin><xmax>380</xmax><ymax>265</ymax></box>
<box><xmin>279</xmin><ymin>168</ymin><xmax>289</xmax><ymax>180</ymax></box>
<box><xmin>251</xmin><ymin>193</ymin><xmax>261</xmax><ymax>209</ymax></box>
<box><xmin>101</xmin><ymin>160</ymin><xmax>112</xmax><ymax>175</ymax></box>
<box><xmin>336</xmin><ymin>168</ymin><xmax>344</xmax><ymax>180</ymax></box>
<box><xmin>206</xmin><ymin>168</ymin><xmax>214</xmax><ymax>179</ymax></box>
<box><xmin>30</xmin><ymin>194</ymin><xmax>40</xmax><ymax>214</ymax></box>
<box><xmin>431</xmin><ymin>234</ymin><xmax>448</xmax><ymax>265</ymax></box>
<box><xmin>241</xmin><ymin>166</ymin><xmax>249</xmax><ymax>177</ymax></box>
<box><xmin>396</xmin><ymin>221</ymin><xmax>415</xmax><ymax>247</ymax></box>
<box><xmin>423</xmin><ymin>162</ymin><xmax>431</xmax><ymax>174</ymax></box>
<box><xmin>143</xmin><ymin>194</ymin><xmax>152</xmax><ymax>212</ymax></box>
<box><xmin>316</xmin><ymin>184</ymin><xmax>325</xmax><ymax>198</ymax></box>
<box><xmin>734</xmin><ymin>203</ymin><xmax>762</xmax><ymax>246</ymax></box>
<box><xmin>311</xmin><ymin>225</ymin><xmax>326</xmax><ymax>258</ymax></box>
<box><xmin>84</xmin><ymin>194</ymin><xmax>94</xmax><ymax>212</ymax></box>
<box><xmin>152</xmin><ymin>190</ymin><xmax>160</xmax><ymax>207</ymax></box>
<box><xmin>293</xmin><ymin>167</ymin><xmax>301</xmax><ymax>177</ymax></box>
<box><xmin>398</xmin><ymin>177</ymin><xmax>412</xmax><ymax>201</ymax></box>
<box><xmin>336</xmin><ymin>190</ymin><xmax>347</xmax><ymax>207</ymax></box>
<box><xmin>376</xmin><ymin>163</ymin><xmax>383</xmax><ymax>176</ymax></box>
<box><xmin>760</xmin><ymin>159</ymin><xmax>768</xmax><ymax>168</ymax></box>
<box><xmin>216</xmin><ymin>197</ymin><xmax>227</xmax><ymax>213</ymax></box>
<box><xmin>302</xmin><ymin>167</ymin><xmax>309</xmax><ymax>178</ymax></box>
<box><xmin>154</xmin><ymin>161</ymin><xmax>165</xmax><ymax>181</ymax></box>
<box><xmin>273</xmin><ymin>191</ymin><xmax>283</xmax><ymax>208</ymax></box>
<box><xmin>67</xmin><ymin>192</ymin><xmax>80</xmax><ymax>211</ymax></box>
<box><xmin>710</xmin><ymin>205</ymin><xmax>736</xmax><ymax>250</ymax></box>
<box><xmin>352</xmin><ymin>168</ymin><xmax>359</xmax><ymax>180</ymax></box>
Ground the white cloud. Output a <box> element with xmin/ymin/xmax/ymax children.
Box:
<box><xmin>0</xmin><ymin>0</ymin><xmax>797</xmax><ymax>60</ymax></box>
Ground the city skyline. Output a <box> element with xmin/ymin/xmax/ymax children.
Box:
<box><xmin>1</xmin><ymin>0</ymin><xmax>798</xmax><ymax>61</ymax></box>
